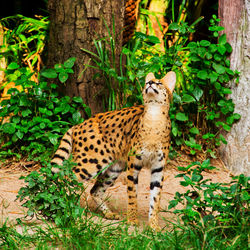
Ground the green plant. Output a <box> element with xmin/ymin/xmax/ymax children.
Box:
<box><xmin>0</xmin><ymin>15</ymin><xmax>48</xmax><ymax>73</ymax></box>
<box><xmin>16</xmin><ymin>159</ymin><xmax>85</xmax><ymax>227</ymax></box>
<box><xmin>82</xmin><ymin>11</ymin><xmax>240</xmax><ymax>157</ymax></box>
<box><xmin>168</xmin><ymin>159</ymin><xmax>249</xmax><ymax>246</ymax></box>
<box><xmin>0</xmin><ymin>57</ymin><xmax>90</xmax><ymax>162</ymax></box>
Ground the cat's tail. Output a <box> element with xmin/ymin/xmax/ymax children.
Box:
<box><xmin>51</xmin><ymin>128</ymin><xmax>73</xmax><ymax>173</ymax></box>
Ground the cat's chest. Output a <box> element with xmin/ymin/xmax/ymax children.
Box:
<box><xmin>131</xmin><ymin>105</ymin><xmax>170</xmax><ymax>147</ymax></box>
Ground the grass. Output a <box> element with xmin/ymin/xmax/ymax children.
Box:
<box><xmin>1</xmin><ymin>212</ymin><xmax>248</xmax><ymax>249</ymax></box>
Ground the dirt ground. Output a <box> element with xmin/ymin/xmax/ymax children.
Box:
<box><xmin>0</xmin><ymin>157</ymin><xmax>233</xmax><ymax>229</ymax></box>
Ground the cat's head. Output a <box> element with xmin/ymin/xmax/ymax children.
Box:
<box><xmin>143</xmin><ymin>71</ymin><xmax>176</xmax><ymax>105</ymax></box>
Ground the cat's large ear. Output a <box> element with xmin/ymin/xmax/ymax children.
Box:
<box><xmin>145</xmin><ymin>72</ymin><xmax>155</xmax><ymax>83</ymax></box>
<box><xmin>162</xmin><ymin>71</ymin><xmax>176</xmax><ymax>93</ymax></box>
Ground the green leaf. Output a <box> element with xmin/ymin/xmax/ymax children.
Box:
<box><xmin>16</xmin><ymin>130</ymin><xmax>24</xmax><ymax>139</ymax></box>
<box><xmin>219</xmin><ymin>134</ymin><xmax>227</xmax><ymax>144</ymax></box>
<box><xmin>209</xmin><ymin>72</ymin><xmax>218</xmax><ymax>83</ymax></box>
<box><xmin>187</xmin><ymin>42</ymin><xmax>197</xmax><ymax>48</ymax></box>
<box><xmin>214</xmin><ymin>82</ymin><xmax>221</xmax><ymax>90</ymax></box>
<box><xmin>190</xmin><ymin>127</ymin><xmax>199</xmax><ymax>134</ymax></box>
<box><xmin>49</xmin><ymin>133</ymin><xmax>58</xmax><ymax>145</ymax></box>
<box><xmin>72</xmin><ymin>96</ymin><xmax>83</xmax><ymax>103</ymax></box>
<box><xmin>218</xmin><ymin>34</ymin><xmax>227</xmax><ymax>45</ymax></box>
<box><xmin>200</xmin><ymin>40</ymin><xmax>210</xmax><ymax>47</ymax></box>
<box><xmin>172</xmin><ymin>127</ymin><xmax>178</xmax><ymax>137</ymax></box>
<box><xmin>197</xmin><ymin>70</ymin><xmax>208</xmax><ymax>80</ymax></box>
<box><xmin>217</xmin><ymin>45</ymin><xmax>226</xmax><ymax>55</ymax></box>
<box><xmin>233</xmin><ymin>113</ymin><xmax>241</xmax><ymax>120</ymax></box>
<box><xmin>222</xmin><ymin>88</ymin><xmax>232</xmax><ymax>94</ymax></box>
<box><xmin>189</xmin><ymin>54</ymin><xmax>200</xmax><ymax>62</ymax></box>
<box><xmin>212</xmin><ymin>63</ymin><xmax>225</xmax><ymax>74</ymax></box>
<box><xmin>58</xmin><ymin>72</ymin><xmax>69</xmax><ymax>83</ymax></box>
<box><xmin>182</xmin><ymin>94</ymin><xmax>195</xmax><ymax>103</ymax></box>
<box><xmin>22</xmin><ymin>109</ymin><xmax>32</xmax><ymax>117</ymax></box>
<box><xmin>7</xmin><ymin>62</ymin><xmax>19</xmax><ymax>70</ymax></box>
<box><xmin>168</xmin><ymin>22</ymin><xmax>179</xmax><ymax>30</ymax></box>
<box><xmin>54</xmin><ymin>64</ymin><xmax>64</xmax><ymax>70</ymax></box>
<box><xmin>222</xmin><ymin>123</ymin><xmax>231</xmax><ymax>132</ymax></box>
<box><xmin>206</xmin><ymin>52</ymin><xmax>212</xmax><ymax>60</ymax></box>
<box><xmin>176</xmin><ymin>113</ymin><xmax>188</xmax><ymax>121</ymax></box>
<box><xmin>147</xmin><ymin>36</ymin><xmax>160</xmax><ymax>44</ymax></box>
<box><xmin>72</xmin><ymin>111</ymin><xmax>81</xmax><ymax>123</ymax></box>
<box><xmin>64</xmin><ymin>57</ymin><xmax>76</xmax><ymax>68</ymax></box>
<box><xmin>225</xmin><ymin>42</ymin><xmax>232</xmax><ymax>53</ymax></box>
<box><xmin>192</xmin><ymin>87</ymin><xmax>203</xmax><ymax>101</ymax></box>
<box><xmin>2</xmin><ymin>123</ymin><xmax>16</xmax><ymax>134</ymax></box>
<box><xmin>40</xmin><ymin>123</ymin><xmax>46</xmax><ymax>129</ymax></box>
<box><xmin>41</xmin><ymin>69</ymin><xmax>57</xmax><ymax>79</ymax></box>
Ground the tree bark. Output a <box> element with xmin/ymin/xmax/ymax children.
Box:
<box><xmin>218</xmin><ymin>0</ymin><xmax>250</xmax><ymax>175</ymax></box>
<box><xmin>47</xmin><ymin>0</ymin><xmax>125</xmax><ymax>114</ymax></box>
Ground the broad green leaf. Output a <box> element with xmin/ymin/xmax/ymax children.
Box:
<box><xmin>54</xmin><ymin>64</ymin><xmax>64</xmax><ymax>70</ymax></box>
<box><xmin>2</xmin><ymin>123</ymin><xmax>16</xmax><ymax>134</ymax></box>
<box><xmin>222</xmin><ymin>87</ymin><xmax>232</xmax><ymax>94</ymax></box>
<box><xmin>172</xmin><ymin>127</ymin><xmax>178</xmax><ymax>137</ymax></box>
<box><xmin>49</xmin><ymin>133</ymin><xmax>58</xmax><ymax>145</ymax></box>
<box><xmin>59</xmin><ymin>72</ymin><xmax>68</xmax><ymax>83</ymax></box>
<box><xmin>41</xmin><ymin>69</ymin><xmax>57</xmax><ymax>79</ymax></box>
<box><xmin>7</xmin><ymin>62</ymin><xmax>19</xmax><ymax>70</ymax></box>
<box><xmin>168</xmin><ymin>22</ymin><xmax>179</xmax><ymax>30</ymax></box>
<box><xmin>40</xmin><ymin>123</ymin><xmax>46</xmax><ymax>129</ymax></box>
<box><xmin>16</xmin><ymin>130</ymin><xmax>24</xmax><ymax>139</ymax></box>
<box><xmin>222</xmin><ymin>123</ymin><xmax>231</xmax><ymax>131</ymax></box>
<box><xmin>217</xmin><ymin>45</ymin><xmax>226</xmax><ymax>55</ymax></box>
<box><xmin>214</xmin><ymin>53</ymin><xmax>222</xmax><ymax>61</ymax></box>
<box><xmin>233</xmin><ymin>113</ymin><xmax>241</xmax><ymax>120</ymax></box>
<box><xmin>214</xmin><ymin>82</ymin><xmax>221</xmax><ymax>90</ymax></box>
<box><xmin>64</xmin><ymin>57</ymin><xmax>76</xmax><ymax>68</ymax></box>
<box><xmin>72</xmin><ymin>96</ymin><xmax>83</xmax><ymax>103</ymax></box>
<box><xmin>187</xmin><ymin>42</ymin><xmax>197</xmax><ymax>48</ymax></box>
<box><xmin>147</xmin><ymin>35</ymin><xmax>160</xmax><ymax>44</ymax></box>
<box><xmin>200</xmin><ymin>40</ymin><xmax>210</xmax><ymax>47</ymax></box>
<box><xmin>219</xmin><ymin>134</ymin><xmax>227</xmax><ymax>144</ymax></box>
<box><xmin>176</xmin><ymin>112</ymin><xmax>188</xmax><ymax>121</ymax></box>
<box><xmin>22</xmin><ymin>109</ymin><xmax>32</xmax><ymax>117</ymax></box>
<box><xmin>72</xmin><ymin>111</ymin><xmax>81</xmax><ymax>123</ymax></box>
<box><xmin>225</xmin><ymin>42</ymin><xmax>232</xmax><ymax>53</ymax></box>
<box><xmin>212</xmin><ymin>63</ymin><xmax>225</xmax><ymax>74</ymax></box>
<box><xmin>189</xmin><ymin>54</ymin><xmax>200</xmax><ymax>62</ymax></box>
<box><xmin>197</xmin><ymin>70</ymin><xmax>208</xmax><ymax>80</ymax></box>
<box><xmin>182</xmin><ymin>94</ymin><xmax>195</xmax><ymax>103</ymax></box>
<box><xmin>206</xmin><ymin>52</ymin><xmax>212</xmax><ymax>60</ymax></box>
<box><xmin>218</xmin><ymin>34</ymin><xmax>227</xmax><ymax>45</ymax></box>
<box><xmin>190</xmin><ymin>127</ymin><xmax>199</xmax><ymax>134</ymax></box>
<box><xmin>173</xmin><ymin>93</ymin><xmax>182</xmax><ymax>103</ymax></box>
<box><xmin>192</xmin><ymin>87</ymin><xmax>203</xmax><ymax>101</ymax></box>
<box><xmin>209</xmin><ymin>72</ymin><xmax>218</xmax><ymax>83</ymax></box>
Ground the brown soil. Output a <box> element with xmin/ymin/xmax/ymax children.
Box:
<box><xmin>0</xmin><ymin>157</ymin><xmax>233</xmax><ymax>229</ymax></box>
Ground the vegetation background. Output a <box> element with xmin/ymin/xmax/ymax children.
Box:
<box><xmin>0</xmin><ymin>0</ymin><xmax>249</xmax><ymax>249</ymax></box>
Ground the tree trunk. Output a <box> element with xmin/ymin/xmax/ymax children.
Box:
<box><xmin>47</xmin><ymin>0</ymin><xmax>125</xmax><ymax>114</ymax></box>
<box><xmin>218</xmin><ymin>0</ymin><xmax>250</xmax><ymax>175</ymax></box>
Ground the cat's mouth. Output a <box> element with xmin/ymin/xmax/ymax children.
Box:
<box><xmin>146</xmin><ymin>85</ymin><xmax>159</xmax><ymax>94</ymax></box>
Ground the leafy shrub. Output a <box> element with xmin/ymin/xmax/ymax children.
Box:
<box><xmin>0</xmin><ymin>15</ymin><xmax>48</xmax><ymax>78</ymax></box>
<box><xmin>0</xmin><ymin>57</ymin><xmax>90</xmax><ymax>162</ymax></box>
<box><xmin>16</xmin><ymin>159</ymin><xmax>85</xmax><ymax>227</ymax></box>
<box><xmin>168</xmin><ymin>160</ymin><xmax>249</xmax><ymax>246</ymax></box>
<box><xmin>83</xmin><ymin>15</ymin><xmax>240</xmax><ymax>157</ymax></box>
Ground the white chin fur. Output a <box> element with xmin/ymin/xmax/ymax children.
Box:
<box><xmin>147</xmin><ymin>87</ymin><xmax>155</xmax><ymax>95</ymax></box>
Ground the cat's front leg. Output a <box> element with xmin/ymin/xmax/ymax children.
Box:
<box><xmin>126</xmin><ymin>155</ymin><xmax>142</xmax><ymax>225</ymax></box>
<box><xmin>148</xmin><ymin>152</ymin><xmax>165</xmax><ymax>231</ymax></box>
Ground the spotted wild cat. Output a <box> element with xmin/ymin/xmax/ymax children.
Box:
<box><xmin>51</xmin><ymin>71</ymin><xmax>176</xmax><ymax>230</ymax></box>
